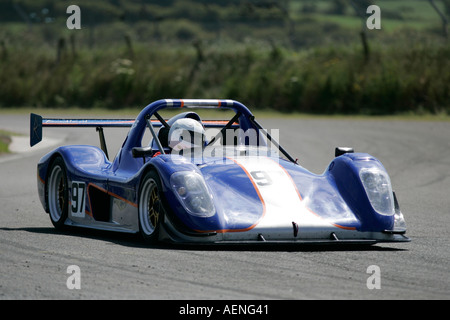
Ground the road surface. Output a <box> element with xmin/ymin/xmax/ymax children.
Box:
<box><xmin>1</xmin><ymin>113</ymin><xmax>449</xmax><ymax>300</ymax></box>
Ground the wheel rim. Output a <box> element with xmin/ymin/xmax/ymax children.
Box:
<box><xmin>139</xmin><ymin>178</ymin><xmax>161</xmax><ymax>236</ymax></box>
<box><xmin>48</xmin><ymin>165</ymin><xmax>65</xmax><ymax>223</ymax></box>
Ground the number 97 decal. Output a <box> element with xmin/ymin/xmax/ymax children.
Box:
<box><xmin>71</xmin><ymin>181</ymin><xmax>86</xmax><ymax>218</ymax></box>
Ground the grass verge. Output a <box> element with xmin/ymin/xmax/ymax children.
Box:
<box><xmin>0</xmin><ymin>129</ymin><xmax>14</xmax><ymax>154</ymax></box>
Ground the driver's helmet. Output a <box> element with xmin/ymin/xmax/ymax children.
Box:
<box><xmin>168</xmin><ymin>118</ymin><xmax>206</xmax><ymax>153</ymax></box>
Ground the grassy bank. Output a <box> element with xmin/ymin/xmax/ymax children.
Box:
<box><xmin>1</xmin><ymin>38</ymin><xmax>448</xmax><ymax>115</ymax></box>
<box><xmin>1</xmin><ymin>0</ymin><xmax>449</xmax><ymax>115</ymax></box>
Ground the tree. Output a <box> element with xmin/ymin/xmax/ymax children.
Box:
<box><xmin>443</xmin><ymin>0</ymin><xmax>450</xmax><ymax>15</ymax></box>
<box><xmin>349</xmin><ymin>0</ymin><xmax>371</xmax><ymax>63</ymax></box>
<box><xmin>428</xmin><ymin>0</ymin><xmax>448</xmax><ymax>38</ymax></box>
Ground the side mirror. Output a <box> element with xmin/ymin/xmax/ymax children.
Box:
<box><xmin>132</xmin><ymin>146</ymin><xmax>153</xmax><ymax>158</ymax></box>
<box><xmin>335</xmin><ymin>147</ymin><xmax>354</xmax><ymax>157</ymax></box>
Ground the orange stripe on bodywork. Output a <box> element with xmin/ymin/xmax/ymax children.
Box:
<box><xmin>194</xmin><ymin>158</ymin><xmax>266</xmax><ymax>234</ymax></box>
<box><xmin>221</xmin><ymin>157</ymin><xmax>266</xmax><ymax>232</ymax></box>
<box><xmin>85</xmin><ymin>183</ymin><xmax>138</xmax><ymax>217</ymax></box>
<box><xmin>89</xmin><ymin>183</ymin><xmax>137</xmax><ymax>208</ymax></box>
<box><xmin>202</xmin><ymin>120</ymin><xmax>238</xmax><ymax>126</ymax></box>
<box><xmin>37</xmin><ymin>170</ymin><xmax>45</xmax><ymax>184</ymax></box>
<box><xmin>269</xmin><ymin>158</ymin><xmax>356</xmax><ymax>231</ymax></box>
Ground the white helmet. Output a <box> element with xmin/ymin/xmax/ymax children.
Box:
<box><xmin>168</xmin><ymin>118</ymin><xmax>206</xmax><ymax>152</ymax></box>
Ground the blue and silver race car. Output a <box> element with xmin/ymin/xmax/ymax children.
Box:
<box><xmin>30</xmin><ymin>99</ymin><xmax>409</xmax><ymax>245</ymax></box>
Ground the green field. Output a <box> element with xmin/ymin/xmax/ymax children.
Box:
<box><xmin>0</xmin><ymin>0</ymin><xmax>449</xmax><ymax>115</ymax></box>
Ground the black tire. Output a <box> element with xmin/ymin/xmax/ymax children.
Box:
<box><xmin>138</xmin><ymin>170</ymin><xmax>166</xmax><ymax>243</ymax></box>
<box><xmin>47</xmin><ymin>157</ymin><xmax>69</xmax><ymax>229</ymax></box>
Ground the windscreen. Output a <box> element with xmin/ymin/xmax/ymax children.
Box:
<box><xmin>145</xmin><ymin>110</ymin><xmax>283</xmax><ymax>163</ymax></box>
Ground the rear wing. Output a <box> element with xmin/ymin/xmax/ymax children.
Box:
<box><xmin>30</xmin><ymin>113</ymin><xmax>139</xmax><ymax>159</ymax></box>
<box><xmin>30</xmin><ymin>113</ymin><xmax>136</xmax><ymax>145</ymax></box>
<box><xmin>30</xmin><ymin>113</ymin><xmax>234</xmax><ymax>158</ymax></box>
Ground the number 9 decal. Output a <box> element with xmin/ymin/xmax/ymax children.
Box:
<box><xmin>250</xmin><ymin>171</ymin><xmax>272</xmax><ymax>186</ymax></box>
<box><xmin>71</xmin><ymin>181</ymin><xmax>86</xmax><ymax>218</ymax></box>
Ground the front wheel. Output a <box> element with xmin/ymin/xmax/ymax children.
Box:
<box><xmin>47</xmin><ymin>157</ymin><xmax>69</xmax><ymax>229</ymax></box>
<box><xmin>138</xmin><ymin>170</ymin><xmax>166</xmax><ymax>243</ymax></box>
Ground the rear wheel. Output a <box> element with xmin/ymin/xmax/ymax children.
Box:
<box><xmin>138</xmin><ymin>170</ymin><xmax>165</xmax><ymax>243</ymax></box>
<box><xmin>47</xmin><ymin>157</ymin><xmax>69</xmax><ymax>229</ymax></box>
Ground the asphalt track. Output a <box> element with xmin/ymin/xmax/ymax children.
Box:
<box><xmin>1</xmin><ymin>113</ymin><xmax>449</xmax><ymax>300</ymax></box>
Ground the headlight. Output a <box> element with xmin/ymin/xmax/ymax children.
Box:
<box><xmin>170</xmin><ymin>171</ymin><xmax>215</xmax><ymax>217</ymax></box>
<box><xmin>359</xmin><ymin>168</ymin><xmax>394</xmax><ymax>216</ymax></box>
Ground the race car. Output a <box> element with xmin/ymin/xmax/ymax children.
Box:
<box><xmin>30</xmin><ymin>99</ymin><xmax>409</xmax><ymax>245</ymax></box>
